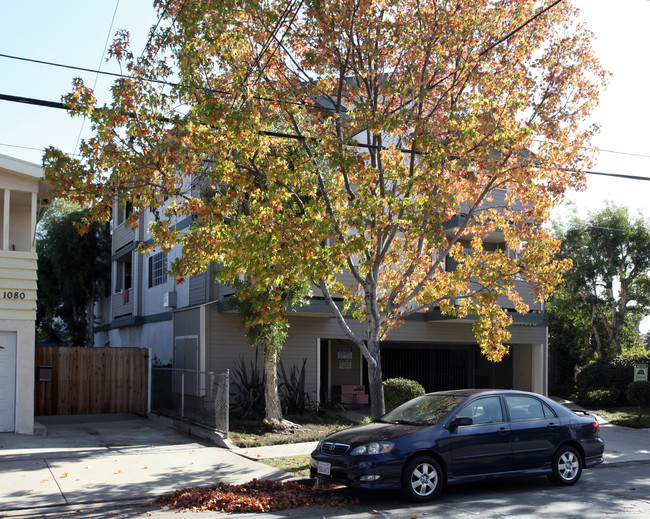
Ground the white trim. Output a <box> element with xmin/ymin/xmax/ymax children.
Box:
<box><xmin>3</xmin><ymin>189</ymin><xmax>9</xmax><ymax>251</ymax></box>
<box><xmin>326</xmin><ymin>339</ymin><xmax>331</xmax><ymax>402</ymax></box>
<box><xmin>0</xmin><ymin>153</ymin><xmax>43</xmax><ymax>179</ymax></box>
<box><xmin>200</xmin><ymin>305</ymin><xmax>206</xmax><ymax>373</ymax></box>
<box><xmin>30</xmin><ymin>192</ymin><xmax>37</xmax><ymax>252</ymax></box>
<box><xmin>359</xmin><ymin>348</ymin><xmax>364</xmax><ymax>385</ymax></box>
<box><xmin>316</xmin><ymin>337</ymin><xmax>321</xmax><ymax>407</ymax></box>
<box><xmin>146</xmin><ymin>347</ymin><xmax>152</xmax><ymax>415</ymax></box>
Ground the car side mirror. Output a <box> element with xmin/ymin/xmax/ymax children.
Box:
<box><xmin>449</xmin><ymin>416</ymin><xmax>473</xmax><ymax>431</ymax></box>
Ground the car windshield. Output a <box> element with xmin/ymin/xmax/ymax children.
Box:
<box><xmin>379</xmin><ymin>394</ymin><xmax>465</xmax><ymax>425</ymax></box>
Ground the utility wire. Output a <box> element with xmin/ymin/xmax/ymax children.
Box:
<box><xmin>73</xmin><ymin>0</ymin><xmax>121</xmax><ymax>156</ymax></box>
<box><xmin>0</xmin><ymin>0</ymin><xmax>565</xmax><ymax>119</ymax></box>
<box><xmin>479</xmin><ymin>0</ymin><xmax>563</xmax><ymax>57</ymax></box>
<box><xmin>4</xmin><ymin>92</ymin><xmax>650</xmax><ymax>179</ymax></box>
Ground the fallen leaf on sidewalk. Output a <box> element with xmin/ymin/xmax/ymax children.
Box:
<box><xmin>61</xmin><ymin>472</ymin><xmax>68</xmax><ymax>478</ymax></box>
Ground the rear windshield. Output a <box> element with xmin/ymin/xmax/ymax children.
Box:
<box><xmin>379</xmin><ymin>394</ymin><xmax>465</xmax><ymax>425</ymax></box>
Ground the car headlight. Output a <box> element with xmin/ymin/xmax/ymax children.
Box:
<box><xmin>350</xmin><ymin>441</ymin><xmax>394</xmax><ymax>456</ymax></box>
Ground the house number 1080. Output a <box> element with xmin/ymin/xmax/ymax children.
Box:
<box><xmin>2</xmin><ymin>291</ymin><xmax>26</xmax><ymax>299</ymax></box>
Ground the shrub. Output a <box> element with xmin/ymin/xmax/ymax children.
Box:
<box><xmin>575</xmin><ymin>388</ymin><xmax>620</xmax><ymax>408</ymax></box>
<box><xmin>383</xmin><ymin>378</ymin><xmax>425</xmax><ymax>411</ymax></box>
<box><xmin>575</xmin><ymin>355</ymin><xmax>650</xmax><ymax>405</ymax></box>
<box><xmin>230</xmin><ymin>353</ymin><xmax>265</xmax><ymax>416</ymax></box>
<box><xmin>626</xmin><ymin>381</ymin><xmax>650</xmax><ymax>420</ymax></box>
<box><xmin>279</xmin><ymin>358</ymin><xmax>312</xmax><ymax>414</ymax></box>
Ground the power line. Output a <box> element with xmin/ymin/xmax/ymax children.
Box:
<box><xmin>0</xmin><ymin>142</ymin><xmax>49</xmax><ymax>153</ymax></box>
<box><xmin>3</xmin><ymin>92</ymin><xmax>650</xmax><ymax>181</ymax></box>
<box><xmin>1</xmin><ymin>0</ymin><xmax>566</xmax><ymax>117</ymax></box>
<box><xmin>479</xmin><ymin>0</ymin><xmax>563</xmax><ymax>57</ymax></box>
<box><xmin>579</xmin><ymin>170</ymin><xmax>650</xmax><ymax>182</ymax></box>
<box><xmin>74</xmin><ymin>0</ymin><xmax>121</xmax><ymax>156</ymax></box>
<box><xmin>0</xmin><ymin>53</ymin><xmax>133</xmax><ymax>81</ymax></box>
<box><xmin>593</xmin><ymin>148</ymin><xmax>650</xmax><ymax>160</ymax></box>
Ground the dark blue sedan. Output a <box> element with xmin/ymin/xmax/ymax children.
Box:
<box><xmin>310</xmin><ymin>389</ymin><xmax>604</xmax><ymax>501</ymax></box>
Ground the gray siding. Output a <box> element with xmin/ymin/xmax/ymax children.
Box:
<box><xmin>189</xmin><ymin>272</ymin><xmax>207</xmax><ymax>306</ymax></box>
<box><xmin>112</xmin><ymin>224</ymin><xmax>134</xmax><ymax>254</ymax></box>
<box><xmin>205</xmin><ymin>305</ymin><xmax>546</xmax><ymax>401</ymax></box>
<box><xmin>497</xmin><ymin>280</ymin><xmax>543</xmax><ymax>312</ymax></box>
<box><xmin>111</xmin><ymin>289</ymin><xmax>134</xmax><ymax>318</ymax></box>
<box><xmin>175</xmin><ymin>307</ymin><xmax>201</xmax><ymax>337</ymax></box>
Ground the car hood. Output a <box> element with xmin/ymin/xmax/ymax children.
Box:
<box><xmin>322</xmin><ymin>421</ymin><xmax>431</xmax><ymax>445</ymax></box>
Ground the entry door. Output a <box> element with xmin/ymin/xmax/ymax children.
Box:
<box><xmin>0</xmin><ymin>332</ymin><xmax>17</xmax><ymax>432</ymax></box>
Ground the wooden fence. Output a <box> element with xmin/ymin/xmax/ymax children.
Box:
<box><xmin>35</xmin><ymin>347</ymin><xmax>149</xmax><ymax>416</ymax></box>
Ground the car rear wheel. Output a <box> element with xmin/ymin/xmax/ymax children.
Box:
<box><xmin>549</xmin><ymin>445</ymin><xmax>582</xmax><ymax>485</ymax></box>
<box><xmin>402</xmin><ymin>455</ymin><xmax>443</xmax><ymax>501</ymax></box>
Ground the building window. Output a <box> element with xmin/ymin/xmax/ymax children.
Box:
<box><xmin>116</xmin><ymin>200</ymin><xmax>133</xmax><ymax>226</ymax></box>
<box><xmin>115</xmin><ymin>255</ymin><xmax>132</xmax><ymax>292</ymax></box>
<box><xmin>149</xmin><ymin>252</ymin><xmax>168</xmax><ymax>287</ymax></box>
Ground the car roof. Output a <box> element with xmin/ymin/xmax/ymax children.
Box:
<box><xmin>425</xmin><ymin>389</ymin><xmax>544</xmax><ymax>398</ymax></box>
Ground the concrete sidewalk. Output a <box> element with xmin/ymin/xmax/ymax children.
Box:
<box><xmin>0</xmin><ymin>415</ymin><xmax>292</xmax><ymax>517</ymax></box>
<box><xmin>1</xmin><ymin>412</ymin><xmax>649</xmax><ymax>518</ymax></box>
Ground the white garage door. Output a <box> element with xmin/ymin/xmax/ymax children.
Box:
<box><xmin>0</xmin><ymin>331</ymin><xmax>17</xmax><ymax>432</ymax></box>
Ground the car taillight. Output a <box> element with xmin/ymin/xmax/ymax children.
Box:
<box><xmin>593</xmin><ymin>419</ymin><xmax>600</xmax><ymax>431</ymax></box>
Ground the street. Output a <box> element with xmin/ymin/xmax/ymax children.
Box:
<box><xmin>9</xmin><ymin>460</ymin><xmax>649</xmax><ymax>519</ymax></box>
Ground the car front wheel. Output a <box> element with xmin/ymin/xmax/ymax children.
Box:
<box><xmin>402</xmin><ymin>455</ymin><xmax>443</xmax><ymax>501</ymax></box>
<box><xmin>549</xmin><ymin>445</ymin><xmax>582</xmax><ymax>486</ymax></box>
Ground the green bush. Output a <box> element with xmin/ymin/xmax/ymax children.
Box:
<box><xmin>576</xmin><ymin>388</ymin><xmax>620</xmax><ymax>408</ymax></box>
<box><xmin>383</xmin><ymin>378</ymin><xmax>425</xmax><ymax>411</ymax></box>
<box><xmin>626</xmin><ymin>381</ymin><xmax>650</xmax><ymax>420</ymax></box>
<box><xmin>575</xmin><ymin>355</ymin><xmax>650</xmax><ymax>406</ymax></box>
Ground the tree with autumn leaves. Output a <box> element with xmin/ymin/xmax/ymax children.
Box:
<box><xmin>44</xmin><ymin>0</ymin><xmax>605</xmax><ymax>418</ymax></box>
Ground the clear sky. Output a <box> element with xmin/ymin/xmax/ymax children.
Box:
<box><xmin>0</xmin><ymin>0</ymin><xmax>157</xmax><ymax>163</ymax></box>
<box><xmin>1</xmin><ymin>0</ymin><xmax>649</xmax><ymax>221</ymax></box>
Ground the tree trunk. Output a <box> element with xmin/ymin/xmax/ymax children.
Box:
<box><xmin>86</xmin><ymin>296</ymin><xmax>95</xmax><ymax>347</ymax></box>
<box><xmin>264</xmin><ymin>344</ymin><xmax>283</xmax><ymax>422</ymax></box>
<box><xmin>366</xmin><ymin>339</ymin><xmax>385</xmax><ymax>418</ymax></box>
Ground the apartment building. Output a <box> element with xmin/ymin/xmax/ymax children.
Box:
<box><xmin>94</xmin><ymin>177</ymin><xmax>549</xmax><ymax>407</ymax></box>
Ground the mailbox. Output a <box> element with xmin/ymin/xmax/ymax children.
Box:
<box><xmin>38</xmin><ymin>365</ymin><xmax>53</xmax><ymax>382</ymax></box>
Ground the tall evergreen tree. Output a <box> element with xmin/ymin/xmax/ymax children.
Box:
<box><xmin>37</xmin><ymin>201</ymin><xmax>111</xmax><ymax>347</ymax></box>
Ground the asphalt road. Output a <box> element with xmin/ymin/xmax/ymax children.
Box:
<box><xmin>7</xmin><ymin>460</ymin><xmax>649</xmax><ymax>519</ymax></box>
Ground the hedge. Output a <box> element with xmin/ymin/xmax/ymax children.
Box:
<box><xmin>575</xmin><ymin>354</ymin><xmax>650</xmax><ymax>406</ymax></box>
<box><xmin>383</xmin><ymin>378</ymin><xmax>425</xmax><ymax>411</ymax></box>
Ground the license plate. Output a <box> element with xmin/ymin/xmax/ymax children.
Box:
<box><xmin>317</xmin><ymin>461</ymin><xmax>331</xmax><ymax>476</ymax></box>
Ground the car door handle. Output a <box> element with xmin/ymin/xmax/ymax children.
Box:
<box><xmin>498</xmin><ymin>427</ymin><xmax>509</xmax><ymax>434</ymax></box>
<box><xmin>547</xmin><ymin>422</ymin><xmax>559</xmax><ymax>429</ymax></box>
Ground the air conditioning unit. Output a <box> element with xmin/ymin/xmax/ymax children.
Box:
<box><xmin>163</xmin><ymin>291</ymin><xmax>177</xmax><ymax>307</ymax></box>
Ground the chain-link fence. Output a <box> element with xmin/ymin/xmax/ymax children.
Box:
<box><xmin>151</xmin><ymin>368</ymin><xmax>229</xmax><ymax>437</ymax></box>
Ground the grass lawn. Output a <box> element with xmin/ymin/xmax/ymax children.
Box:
<box><xmin>229</xmin><ymin>410</ymin><xmax>356</xmax><ymax>448</ymax></box>
<box><xmin>259</xmin><ymin>455</ymin><xmax>312</xmax><ymax>477</ymax></box>
<box><xmin>594</xmin><ymin>406</ymin><xmax>650</xmax><ymax>428</ymax></box>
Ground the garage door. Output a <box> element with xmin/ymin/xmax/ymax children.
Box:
<box><xmin>0</xmin><ymin>331</ymin><xmax>17</xmax><ymax>432</ymax></box>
